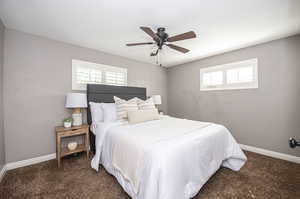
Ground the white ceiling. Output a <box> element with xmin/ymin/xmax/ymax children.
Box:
<box><xmin>1</xmin><ymin>0</ymin><xmax>300</xmax><ymax>67</ymax></box>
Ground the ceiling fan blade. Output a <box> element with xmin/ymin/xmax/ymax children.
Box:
<box><xmin>167</xmin><ymin>31</ymin><xmax>196</xmax><ymax>42</ymax></box>
<box><xmin>166</xmin><ymin>44</ymin><xmax>190</xmax><ymax>53</ymax></box>
<box><xmin>140</xmin><ymin>27</ymin><xmax>158</xmax><ymax>40</ymax></box>
<box><xmin>126</xmin><ymin>42</ymin><xmax>154</xmax><ymax>46</ymax></box>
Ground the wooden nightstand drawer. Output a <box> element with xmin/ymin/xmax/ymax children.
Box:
<box><xmin>58</xmin><ymin>128</ymin><xmax>87</xmax><ymax>137</ymax></box>
<box><xmin>55</xmin><ymin>124</ymin><xmax>89</xmax><ymax>133</ymax></box>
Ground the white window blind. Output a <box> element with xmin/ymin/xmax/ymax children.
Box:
<box><xmin>226</xmin><ymin>66</ymin><xmax>253</xmax><ymax>84</ymax></box>
<box><xmin>202</xmin><ymin>71</ymin><xmax>223</xmax><ymax>86</ymax></box>
<box><xmin>200</xmin><ymin>58</ymin><xmax>258</xmax><ymax>91</ymax></box>
<box><xmin>72</xmin><ymin>59</ymin><xmax>127</xmax><ymax>90</ymax></box>
<box><xmin>76</xmin><ymin>66</ymin><xmax>102</xmax><ymax>84</ymax></box>
<box><xmin>105</xmin><ymin>71</ymin><xmax>126</xmax><ymax>86</ymax></box>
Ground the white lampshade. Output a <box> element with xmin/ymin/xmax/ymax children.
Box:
<box><xmin>152</xmin><ymin>95</ymin><xmax>162</xmax><ymax>105</ymax></box>
<box><xmin>65</xmin><ymin>93</ymin><xmax>87</xmax><ymax>108</ymax></box>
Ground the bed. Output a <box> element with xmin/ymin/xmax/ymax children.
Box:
<box><xmin>87</xmin><ymin>84</ymin><xmax>247</xmax><ymax>199</ymax></box>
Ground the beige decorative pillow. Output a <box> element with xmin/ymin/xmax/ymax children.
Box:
<box><xmin>127</xmin><ymin>109</ymin><xmax>160</xmax><ymax>124</ymax></box>
<box><xmin>114</xmin><ymin>96</ymin><xmax>138</xmax><ymax>120</ymax></box>
<box><xmin>136</xmin><ymin>97</ymin><xmax>156</xmax><ymax>110</ymax></box>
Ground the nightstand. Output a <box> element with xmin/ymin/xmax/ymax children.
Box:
<box><xmin>55</xmin><ymin>124</ymin><xmax>89</xmax><ymax>168</ymax></box>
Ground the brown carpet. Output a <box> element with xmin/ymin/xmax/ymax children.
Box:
<box><xmin>0</xmin><ymin>151</ymin><xmax>299</xmax><ymax>199</ymax></box>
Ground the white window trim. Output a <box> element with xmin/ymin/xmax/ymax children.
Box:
<box><xmin>200</xmin><ymin>58</ymin><xmax>258</xmax><ymax>91</ymax></box>
<box><xmin>72</xmin><ymin>59</ymin><xmax>127</xmax><ymax>91</ymax></box>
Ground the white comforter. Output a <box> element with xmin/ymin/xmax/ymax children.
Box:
<box><xmin>91</xmin><ymin>116</ymin><xmax>247</xmax><ymax>199</ymax></box>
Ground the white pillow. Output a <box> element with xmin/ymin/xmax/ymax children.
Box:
<box><xmin>89</xmin><ymin>102</ymin><xmax>104</xmax><ymax>123</ymax></box>
<box><xmin>102</xmin><ymin>103</ymin><xmax>117</xmax><ymax>122</ymax></box>
<box><xmin>136</xmin><ymin>97</ymin><xmax>156</xmax><ymax>110</ymax></box>
<box><xmin>127</xmin><ymin>109</ymin><xmax>160</xmax><ymax>124</ymax></box>
<box><xmin>114</xmin><ymin>96</ymin><xmax>138</xmax><ymax>120</ymax></box>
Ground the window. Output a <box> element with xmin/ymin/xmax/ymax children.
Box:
<box><xmin>72</xmin><ymin>59</ymin><xmax>127</xmax><ymax>90</ymax></box>
<box><xmin>200</xmin><ymin>58</ymin><xmax>258</xmax><ymax>91</ymax></box>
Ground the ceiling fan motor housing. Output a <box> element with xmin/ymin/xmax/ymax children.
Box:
<box><xmin>156</xmin><ymin>27</ymin><xmax>168</xmax><ymax>48</ymax></box>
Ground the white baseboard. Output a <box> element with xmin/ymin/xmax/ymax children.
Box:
<box><xmin>0</xmin><ymin>164</ymin><xmax>7</xmax><ymax>182</ymax></box>
<box><xmin>240</xmin><ymin>144</ymin><xmax>300</xmax><ymax>164</ymax></box>
<box><xmin>5</xmin><ymin>153</ymin><xmax>56</xmax><ymax>171</ymax></box>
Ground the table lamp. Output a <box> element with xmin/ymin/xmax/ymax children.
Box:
<box><xmin>152</xmin><ymin>95</ymin><xmax>162</xmax><ymax>109</ymax></box>
<box><xmin>65</xmin><ymin>93</ymin><xmax>87</xmax><ymax>126</ymax></box>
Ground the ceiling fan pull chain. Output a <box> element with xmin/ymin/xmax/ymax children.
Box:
<box><xmin>158</xmin><ymin>50</ymin><xmax>162</xmax><ymax>67</ymax></box>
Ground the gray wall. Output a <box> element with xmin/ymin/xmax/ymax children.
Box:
<box><xmin>167</xmin><ymin>35</ymin><xmax>300</xmax><ymax>156</ymax></box>
<box><xmin>0</xmin><ymin>19</ymin><xmax>5</xmax><ymax>169</ymax></box>
<box><xmin>3</xmin><ymin>29</ymin><xmax>168</xmax><ymax>163</ymax></box>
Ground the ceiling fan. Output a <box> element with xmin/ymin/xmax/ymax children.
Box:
<box><xmin>126</xmin><ymin>27</ymin><xmax>196</xmax><ymax>57</ymax></box>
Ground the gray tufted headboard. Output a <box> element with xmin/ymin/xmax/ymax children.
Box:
<box><xmin>86</xmin><ymin>84</ymin><xmax>146</xmax><ymax>153</ymax></box>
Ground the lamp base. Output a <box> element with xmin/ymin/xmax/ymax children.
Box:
<box><xmin>72</xmin><ymin>112</ymin><xmax>82</xmax><ymax>126</ymax></box>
